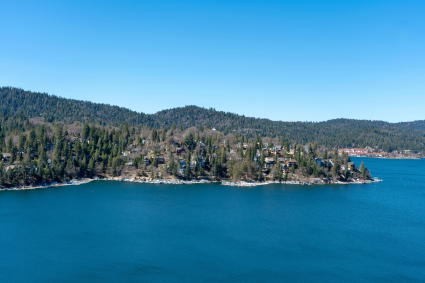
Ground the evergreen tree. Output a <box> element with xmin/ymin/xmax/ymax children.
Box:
<box><xmin>88</xmin><ymin>159</ymin><xmax>95</xmax><ymax>177</ymax></box>
<box><xmin>233</xmin><ymin>164</ymin><xmax>240</xmax><ymax>181</ymax></box>
<box><xmin>360</xmin><ymin>162</ymin><xmax>365</xmax><ymax>178</ymax></box>
<box><xmin>221</xmin><ymin>149</ymin><xmax>227</xmax><ymax>164</ymax></box>
<box><xmin>184</xmin><ymin>166</ymin><xmax>191</xmax><ymax>180</ymax></box>
<box><xmin>82</xmin><ymin>123</ymin><xmax>90</xmax><ymax>139</ymax></box>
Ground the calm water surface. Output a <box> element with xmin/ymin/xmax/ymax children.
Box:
<box><xmin>1</xmin><ymin>158</ymin><xmax>424</xmax><ymax>282</ymax></box>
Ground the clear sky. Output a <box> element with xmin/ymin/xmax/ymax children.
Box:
<box><xmin>1</xmin><ymin>0</ymin><xmax>424</xmax><ymax>122</ymax></box>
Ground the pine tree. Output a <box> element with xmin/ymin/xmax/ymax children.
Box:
<box><xmin>88</xmin><ymin>159</ymin><xmax>95</xmax><ymax>177</ymax></box>
<box><xmin>360</xmin><ymin>162</ymin><xmax>365</xmax><ymax>178</ymax></box>
<box><xmin>233</xmin><ymin>164</ymin><xmax>240</xmax><ymax>181</ymax></box>
<box><xmin>184</xmin><ymin>166</ymin><xmax>190</xmax><ymax>180</ymax></box>
<box><xmin>221</xmin><ymin>149</ymin><xmax>227</xmax><ymax>164</ymax></box>
<box><xmin>82</xmin><ymin>123</ymin><xmax>90</xmax><ymax>139</ymax></box>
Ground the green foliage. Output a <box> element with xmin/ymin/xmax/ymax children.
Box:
<box><xmin>1</xmin><ymin>87</ymin><xmax>423</xmax><ymax>151</ymax></box>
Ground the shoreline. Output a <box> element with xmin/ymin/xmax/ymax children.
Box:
<box><xmin>350</xmin><ymin>156</ymin><xmax>422</xmax><ymax>160</ymax></box>
<box><xmin>0</xmin><ymin>176</ymin><xmax>383</xmax><ymax>191</ymax></box>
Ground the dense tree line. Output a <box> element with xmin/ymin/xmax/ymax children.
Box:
<box><xmin>0</xmin><ymin>121</ymin><xmax>141</xmax><ymax>187</ymax></box>
<box><xmin>1</xmin><ymin>87</ymin><xmax>424</xmax><ymax>152</ymax></box>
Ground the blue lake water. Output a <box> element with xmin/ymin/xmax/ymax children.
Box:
<box><xmin>1</xmin><ymin>157</ymin><xmax>425</xmax><ymax>282</ymax></box>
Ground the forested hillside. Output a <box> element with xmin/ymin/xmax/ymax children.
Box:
<box><xmin>0</xmin><ymin>87</ymin><xmax>152</xmax><ymax>126</ymax></box>
<box><xmin>153</xmin><ymin>107</ymin><xmax>425</xmax><ymax>151</ymax></box>
<box><xmin>1</xmin><ymin>87</ymin><xmax>424</xmax><ymax>151</ymax></box>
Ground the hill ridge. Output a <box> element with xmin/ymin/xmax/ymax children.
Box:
<box><xmin>1</xmin><ymin>86</ymin><xmax>424</xmax><ymax>151</ymax></box>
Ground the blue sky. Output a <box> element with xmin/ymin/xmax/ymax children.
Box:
<box><xmin>1</xmin><ymin>0</ymin><xmax>424</xmax><ymax>122</ymax></box>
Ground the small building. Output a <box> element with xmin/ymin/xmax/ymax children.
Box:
<box><xmin>264</xmin><ymin>163</ymin><xmax>274</xmax><ymax>169</ymax></box>
<box><xmin>157</xmin><ymin>156</ymin><xmax>165</xmax><ymax>164</ymax></box>
<box><xmin>315</xmin><ymin>158</ymin><xmax>325</xmax><ymax>168</ymax></box>
<box><xmin>46</xmin><ymin>142</ymin><xmax>54</xmax><ymax>151</ymax></box>
<box><xmin>347</xmin><ymin>162</ymin><xmax>356</xmax><ymax>171</ymax></box>
<box><xmin>70</xmin><ymin>137</ymin><xmax>77</xmax><ymax>148</ymax></box>
<box><xmin>144</xmin><ymin>156</ymin><xmax>150</xmax><ymax>166</ymax></box>
<box><xmin>190</xmin><ymin>161</ymin><xmax>197</xmax><ymax>170</ymax></box>
<box><xmin>286</xmin><ymin>159</ymin><xmax>297</xmax><ymax>168</ymax></box>
<box><xmin>264</xmin><ymin>157</ymin><xmax>275</xmax><ymax>169</ymax></box>
<box><xmin>271</xmin><ymin>145</ymin><xmax>282</xmax><ymax>155</ymax></box>
<box><xmin>280</xmin><ymin>163</ymin><xmax>290</xmax><ymax>173</ymax></box>
<box><xmin>179</xmin><ymin>161</ymin><xmax>187</xmax><ymax>176</ymax></box>
<box><xmin>2</xmin><ymin>153</ymin><xmax>11</xmax><ymax>162</ymax></box>
<box><xmin>176</xmin><ymin>147</ymin><xmax>183</xmax><ymax>155</ymax></box>
<box><xmin>198</xmin><ymin>156</ymin><xmax>206</xmax><ymax>168</ymax></box>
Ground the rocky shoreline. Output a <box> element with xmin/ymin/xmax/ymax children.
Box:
<box><xmin>0</xmin><ymin>176</ymin><xmax>383</xmax><ymax>191</ymax></box>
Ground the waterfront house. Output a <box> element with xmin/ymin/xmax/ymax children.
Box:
<box><xmin>157</xmin><ymin>156</ymin><xmax>165</xmax><ymax>164</ymax></box>
<box><xmin>264</xmin><ymin>163</ymin><xmax>274</xmax><ymax>169</ymax></box>
<box><xmin>286</xmin><ymin>159</ymin><xmax>297</xmax><ymax>168</ymax></box>
<box><xmin>144</xmin><ymin>156</ymin><xmax>150</xmax><ymax>165</ymax></box>
<box><xmin>315</xmin><ymin>158</ymin><xmax>325</xmax><ymax>168</ymax></box>
<box><xmin>264</xmin><ymin>157</ymin><xmax>275</xmax><ymax>169</ymax></box>
<box><xmin>179</xmin><ymin>161</ymin><xmax>187</xmax><ymax>176</ymax></box>
<box><xmin>198</xmin><ymin>156</ymin><xmax>206</xmax><ymax>168</ymax></box>
<box><xmin>280</xmin><ymin>163</ymin><xmax>290</xmax><ymax>173</ymax></box>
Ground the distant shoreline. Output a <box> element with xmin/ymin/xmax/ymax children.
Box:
<box><xmin>350</xmin><ymin>156</ymin><xmax>423</xmax><ymax>160</ymax></box>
